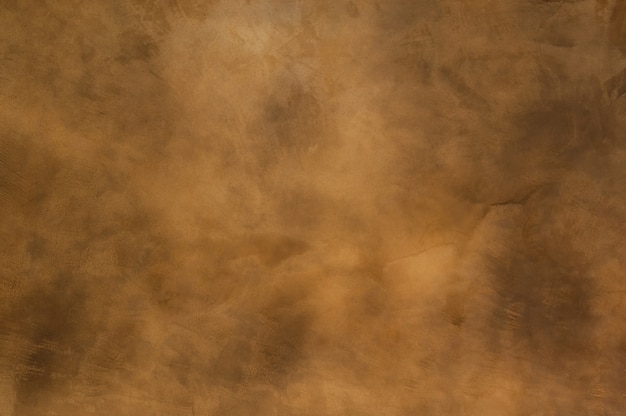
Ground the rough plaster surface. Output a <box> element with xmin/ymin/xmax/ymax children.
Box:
<box><xmin>1</xmin><ymin>0</ymin><xmax>626</xmax><ymax>415</ymax></box>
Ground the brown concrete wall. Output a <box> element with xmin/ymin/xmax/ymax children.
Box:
<box><xmin>1</xmin><ymin>1</ymin><xmax>625</xmax><ymax>414</ymax></box>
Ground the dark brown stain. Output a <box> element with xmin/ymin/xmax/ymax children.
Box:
<box><xmin>489</xmin><ymin>230</ymin><xmax>596</xmax><ymax>363</ymax></box>
<box><xmin>445</xmin><ymin>290</ymin><xmax>466</xmax><ymax>326</ymax></box>
<box><xmin>248</xmin><ymin>234</ymin><xmax>309</xmax><ymax>267</ymax></box>
<box><xmin>117</xmin><ymin>30</ymin><xmax>159</xmax><ymax>63</ymax></box>
<box><xmin>262</xmin><ymin>85</ymin><xmax>324</xmax><ymax>151</ymax></box>
<box><xmin>346</xmin><ymin>1</ymin><xmax>360</xmax><ymax>18</ymax></box>
<box><xmin>12</xmin><ymin>272</ymin><xmax>89</xmax><ymax>404</ymax></box>
<box><xmin>605</xmin><ymin>67</ymin><xmax>626</xmax><ymax>100</ymax></box>
<box><xmin>609</xmin><ymin>1</ymin><xmax>626</xmax><ymax>52</ymax></box>
<box><xmin>439</xmin><ymin>66</ymin><xmax>492</xmax><ymax>111</ymax></box>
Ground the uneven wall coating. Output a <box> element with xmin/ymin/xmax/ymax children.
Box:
<box><xmin>1</xmin><ymin>1</ymin><xmax>626</xmax><ymax>415</ymax></box>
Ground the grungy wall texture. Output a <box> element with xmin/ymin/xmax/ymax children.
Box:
<box><xmin>1</xmin><ymin>0</ymin><xmax>626</xmax><ymax>415</ymax></box>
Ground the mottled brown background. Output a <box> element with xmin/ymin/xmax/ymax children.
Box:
<box><xmin>1</xmin><ymin>0</ymin><xmax>626</xmax><ymax>415</ymax></box>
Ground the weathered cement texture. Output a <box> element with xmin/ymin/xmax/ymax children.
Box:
<box><xmin>1</xmin><ymin>1</ymin><xmax>626</xmax><ymax>415</ymax></box>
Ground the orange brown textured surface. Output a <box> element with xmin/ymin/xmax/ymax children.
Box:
<box><xmin>1</xmin><ymin>1</ymin><xmax>626</xmax><ymax>415</ymax></box>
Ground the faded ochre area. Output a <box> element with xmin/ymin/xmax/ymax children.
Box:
<box><xmin>1</xmin><ymin>1</ymin><xmax>626</xmax><ymax>415</ymax></box>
